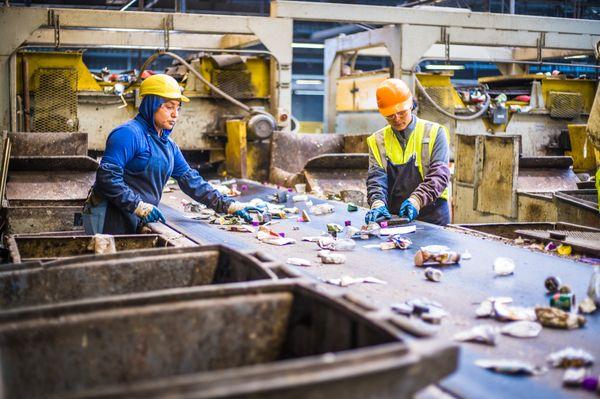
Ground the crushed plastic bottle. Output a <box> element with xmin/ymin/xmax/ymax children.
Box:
<box><xmin>588</xmin><ymin>266</ymin><xmax>600</xmax><ymax>306</ymax></box>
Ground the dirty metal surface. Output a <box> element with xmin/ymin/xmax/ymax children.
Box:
<box><xmin>6</xmin><ymin>171</ymin><xmax>94</xmax><ymax>201</ymax></box>
<box><xmin>304</xmin><ymin>154</ymin><xmax>368</xmax><ymax>204</ymax></box>
<box><xmin>0</xmin><ymin>245</ymin><xmax>277</xmax><ymax>310</ymax></box>
<box><xmin>269</xmin><ymin>131</ymin><xmax>344</xmax><ymax>187</ymax></box>
<box><xmin>7</xmin><ymin>132</ymin><xmax>88</xmax><ymax>157</ymax></box>
<box><xmin>5</xmin><ymin>234</ymin><xmax>167</xmax><ymax>262</ymax></box>
<box><xmin>4</xmin><ymin>206</ymin><xmax>85</xmax><ymax>234</ymax></box>
<box><xmin>451</xmin><ymin>222</ymin><xmax>599</xmax><ymax>241</ymax></box>
<box><xmin>515</xmin><ymin>229</ymin><xmax>600</xmax><ymax>257</ymax></box>
<box><xmin>161</xmin><ymin>180</ymin><xmax>599</xmax><ymax>399</ymax></box>
<box><xmin>0</xmin><ymin>281</ymin><xmax>456</xmax><ymax>399</ymax></box>
<box><xmin>517</xmin><ymin>168</ymin><xmax>579</xmax><ymax>193</ymax></box>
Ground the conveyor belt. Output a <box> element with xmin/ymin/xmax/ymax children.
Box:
<box><xmin>161</xmin><ymin>180</ymin><xmax>598</xmax><ymax>399</ymax></box>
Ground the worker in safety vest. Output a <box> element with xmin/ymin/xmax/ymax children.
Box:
<box><xmin>83</xmin><ymin>74</ymin><xmax>261</xmax><ymax>234</ymax></box>
<box><xmin>365</xmin><ymin>78</ymin><xmax>451</xmax><ymax>226</ymax></box>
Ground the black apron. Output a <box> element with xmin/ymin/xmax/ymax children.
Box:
<box><xmin>386</xmin><ymin>153</ymin><xmax>450</xmax><ymax>226</ymax></box>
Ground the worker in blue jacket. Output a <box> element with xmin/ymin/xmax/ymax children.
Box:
<box><xmin>83</xmin><ymin>74</ymin><xmax>261</xmax><ymax>235</ymax></box>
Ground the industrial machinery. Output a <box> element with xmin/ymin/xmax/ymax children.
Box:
<box><xmin>0</xmin><ymin>7</ymin><xmax>294</xmax><ymax>182</ymax></box>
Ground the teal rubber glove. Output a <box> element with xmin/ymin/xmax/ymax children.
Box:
<box><xmin>365</xmin><ymin>206</ymin><xmax>392</xmax><ymax>224</ymax></box>
<box><xmin>399</xmin><ymin>199</ymin><xmax>418</xmax><ymax>222</ymax></box>
<box><xmin>234</xmin><ymin>206</ymin><xmax>264</xmax><ymax>223</ymax></box>
<box><xmin>135</xmin><ymin>201</ymin><xmax>166</xmax><ymax>224</ymax></box>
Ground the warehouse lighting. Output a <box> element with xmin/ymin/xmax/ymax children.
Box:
<box><xmin>424</xmin><ymin>64</ymin><xmax>465</xmax><ymax>70</ymax></box>
<box><xmin>296</xmin><ymin>79</ymin><xmax>323</xmax><ymax>85</ymax></box>
<box><xmin>292</xmin><ymin>43</ymin><xmax>325</xmax><ymax>49</ymax></box>
<box><xmin>564</xmin><ymin>54</ymin><xmax>587</xmax><ymax>59</ymax></box>
<box><xmin>295</xmin><ymin>90</ymin><xmax>323</xmax><ymax>96</ymax></box>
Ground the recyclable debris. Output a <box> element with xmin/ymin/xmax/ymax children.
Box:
<box><xmin>500</xmin><ymin>321</ymin><xmax>542</xmax><ymax>338</ymax></box>
<box><xmin>547</xmin><ymin>348</ymin><xmax>594</xmax><ymax>368</ymax></box>
<box><xmin>287</xmin><ymin>257</ymin><xmax>312</xmax><ymax>267</ymax></box>
<box><xmin>294</xmin><ymin>183</ymin><xmax>306</xmax><ymax>194</ymax></box>
<box><xmin>181</xmin><ymin>199</ymin><xmax>205</xmax><ymax>213</ymax></box>
<box><xmin>475</xmin><ymin>297</ymin><xmax>535</xmax><ymax>322</ymax></box>
<box><xmin>545</xmin><ymin>276</ymin><xmax>562</xmax><ymax>293</ymax></box>
<box><xmin>325</xmin><ymin>275</ymin><xmax>386</xmax><ymax>287</ymax></box>
<box><xmin>578</xmin><ymin>297</ymin><xmax>597</xmax><ymax>314</ymax></box>
<box><xmin>557</xmin><ymin>244</ymin><xmax>572</xmax><ymax>256</ymax></box>
<box><xmin>493</xmin><ymin>302</ymin><xmax>536</xmax><ymax>322</ymax></box>
<box><xmin>382</xmin><ymin>234</ymin><xmax>412</xmax><ymax>250</ymax></box>
<box><xmin>414</xmin><ymin>246</ymin><xmax>460</xmax><ymax>267</ymax></box>
<box><xmin>453</xmin><ymin>325</ymin><xmax>498</xmax><ymax>345</ymax></box>
<box><xmin>563</xmin><ymin>368</ymin><xmax>587</xmax><ymax>387</ymax></box>
<box><xmin>317</xmin><ymin>250</ymin><xmax>346</xmax><ymax>264</ymax></box>
<box><xmin>475</xmin><ymin>359</ymin><xmax>546</xmax><ymax>376</ymax></box>
<box><xmin>493</xmin><ymin>257</ymin><xmax>515</xmax><ymax>276</ymax></box>
<box><xmin>347</xmin><ymin>202</ymin><xmax>358</xmax><ymax>212</ymax></box>
<box><xmin>256</xmin><ymin>226</ymin><xmax>296</xmax><ymax>246</ymax></box>
<box><xmin>220</xmin><ymin>224</ymin><xmax>255</xmax><ymax>233</ymax></box>
<box><xmin>293</xmin><ymin>194</ymin><xmax>309</xmax><ymax>202</ymax></box>
<box><xmin>268</xmin><ymin>190</ymin><xmax>288</xmax><ymax>204</ymax></box>
<box><xmin>310</xmin><ymin>203</ymin><xmax>335</xmax><ymax>215</ymax></box>
<box><xmin>213</xmin><ymin>184</ymin><xmax>240</xmax><ymax>197</ymax></box>
<box><xmin>550</xmin><ymin>292</ymin><xmax>576</xmax><ymax>312</ymax></box>
<box><xmin>250</xmin><ymin>210</ymin><xmax>272</xmax><ymax>225</ymax></box>
<box><xmin>475</xmin><ymin>297</ymin><xmax>513</xmax><ymax>318</ymax></box>
<box><xmin>269</xmin><ymin>210</ymin><xmax>287</xmax><ymax>219</ymax></box>
<box><xmin>588</xmin><ymin>266</ymin><xmax>600</xmax><ymax>306</ymax></box>
<box><xmin>462</xmin><ymin>250</ymin><xmax>472</xmax><ymax>260</ymax></box>
<box><xmin>344</xmin><ymin>226</ymin><xmax>360</xmax><ymax>239</ymax></box>
<box><xmin>213</xmin><ymin>215</ymin><xmax>245</xmax><ymax>225</ymax></box>
<box><xmin>545</xmin><ymin>242</ymin><xmax>558</xmax><ymax>251</ymax></box>
<box><xmin>326</xmin><ymin>223</ymin><xmax>344</xmax><ymax>234</ymax></box>
<box><xmin>558</xmin><ymin>284</ymin><xmax>572</xmax><ymax>294</ymax></box>
<box><xmin>391</xmin><ymin>298</ymin><xmax>447</xmax><ymax>324</ymax></box>
<box><xmin>535</xmin><ymin>306</ymin><xmax>586</xmax><ymax>329</ymax></box>
<box><xmin>284</xmin><ymin>207</ymin><xmax>299</xmax><ymax>214</ymax></box>
<box><xmin>317</xmin><ymin>237</ymin><xmax>356</xmax><ymax>251</ymax></box>
<box><xmin>582</xmin><ymin>376</ymin><xmax>599</xmax><ymax>392</ymax></box>
<box><xmin>424</xmin><ymin>267</ymin><xmax>443</xmax><ymax>282</ymax></box>
<box><xmin>298</xmin><ymin>210</ymin><xmax>311</xmax><ymax>222</ymax></box>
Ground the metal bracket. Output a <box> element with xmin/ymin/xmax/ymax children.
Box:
<box><xmin>444</xmin><ymin>31</ymin><xmax>450</xmax><ymax>63</ymax></box>
<box><xmin>163</xmin><ymin>15</ymin><xmax>173</xmax><ymax>51</ymax></box>
<box><xmin>536</xmin><ymin>32</ymin><xmax>546</xmax><ymax>63</ymax></box>
<box><xmin>48</xmin><ymin>10</ymin><xmax>60</xmax><ymax>49</ymax></box>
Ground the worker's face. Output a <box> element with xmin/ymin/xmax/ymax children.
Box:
<box><xmin>385</xmin><ymin>109</ymin><xmax>412</xmax><ymax>131</ymax></box>
<box><xmin>154</xmin><ymin>100</ymin><xmax>181</xmax><ymax>131</ymax></box>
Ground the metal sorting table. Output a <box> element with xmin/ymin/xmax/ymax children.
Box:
<box><xmin>161</xmin><ymin>180</ymin><xmax>599</xmax><ymax>399</ymax></box>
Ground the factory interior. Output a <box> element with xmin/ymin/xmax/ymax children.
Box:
<box><xmin>0</xmin><ymin>0</ymin><xmax>600</xmax><ymax>398</ymax></box>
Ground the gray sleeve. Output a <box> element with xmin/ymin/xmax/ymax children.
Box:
<box><xmin>410</xmin><ymin>126</ymin><xmax>450</xmax><ymax>208</ymax></box>
<box><xmin>430</xmin><ymin>126</ymin><xmax>450</xmax><ymax>164</ymax></box>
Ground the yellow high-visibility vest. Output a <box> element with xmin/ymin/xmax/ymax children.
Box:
<box><xmin>367</xmin><ymin>118</ymin><xmax>450</xmax><ymax>200</ymax></box>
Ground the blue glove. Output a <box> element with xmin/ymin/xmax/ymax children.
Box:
<box><xmin>399</xmin><ymin>199</ymin><xmax>418</xmax><ymax>221</ymax></box>
<box><xmin>365</xmin><ymin>206</ymin><xmax>392</xmax><ymax>224</ymax></box>
<box><xmin>142</xmin><ymin>205</ymin><xmax>166</xmax><ymax>224</ymax></box>
<box><xmin>234</xmin><ymin>206</ymin><xmax>264</xmax><ymax>223</ymax></box>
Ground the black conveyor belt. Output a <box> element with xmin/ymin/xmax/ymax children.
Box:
<box><xmin>161</xmin><ymin>180</ymin><xmax>598</xmax><ymax>399</ymax></box>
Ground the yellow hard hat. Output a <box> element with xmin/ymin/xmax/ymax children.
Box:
<box><xmin>139</xmin><ymin>74</ymin><xmax>189</xmax><ymax>103</ymax></box>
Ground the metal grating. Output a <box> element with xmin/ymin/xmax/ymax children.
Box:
<box><xmin>548</xmin><ymin>91</ymin><xmax>582</xmax><ymax>119</ymax></box>
<box><xmin>32</xmin><ymin>68</ymin><xmax>78</xmax><ymax>132</ymax></box>
<box><xmin>211</xmin><ymin>69</ymin><xmax>255</xmax><ymax>99</ymax></box>
<box><xmin>418</xmin><ymin>86</ymin><xmax>455</xmax><ymax>114</ymax></box>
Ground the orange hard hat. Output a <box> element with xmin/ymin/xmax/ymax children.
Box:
<box><xmin>376</xmin><ymin>78</ymin><xmax>413</xmax><ymax>116</ymax></box>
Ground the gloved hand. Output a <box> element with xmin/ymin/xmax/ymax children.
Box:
<box><xmin>365</xmin><ymin>205</ymin><xmax>392</xmax><ymax>224</ymax></box>
<box><xmin>228</xmin><ymin>202</ymin><xmax>264</xmax><ymax>223</ymax></box>
<box><xmin>135</xmin><ymin>201</ymin><xmax>166</xmax><ymax>224</ymax></box>
<box><xmin>399</xmin><ymin>199</ymin><xmax>419</xmax><ymax>222</ymax></box>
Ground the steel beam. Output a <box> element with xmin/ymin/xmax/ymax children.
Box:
<box><xmin>271</xmin><ymin>1</ymin><xmax>600</xmax><ymax>36</ymax></box>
